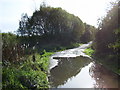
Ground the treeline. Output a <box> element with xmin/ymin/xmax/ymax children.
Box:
<box><xmin>93</xmin><ymin>1</ymin><xmax>120</xmax><ymax>74</ymax></box>
<box><xmin>17</xmin><ymin>5</ymin><xmax>96</xmax><ymax>47</ymax></box>
<box><xmin>2</xmin><ymin>5</ymin><xmax>96</xmax><ymax>64</ymax></box>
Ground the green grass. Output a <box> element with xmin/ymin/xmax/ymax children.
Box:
<box><xmin>94</xmin><ymin>55</ymin><xmax>120</xmax><ymax>75</ymax></box>
<box><xmin>38</xmin><ymin>43</ymin><xmax>83</xmax><ymax>52</ymax></box>
<box><xmin>95</xmin><ymin>59</ymin><xmax>119</xmax><ymax>75</ymax></box>
<box><xmin>83</xmin><ymin>48</ymin><xmax>94</xmax><ymax>56</ymax></box>
<box><xmin>2</xmin><ymin>51</ymin><xmax>54</xmax><ymax>89</ymax></box>
<box><xmin>84</xmin><ymin>48</ymin><xmax>120</xmax><ymax>75</ymax></box>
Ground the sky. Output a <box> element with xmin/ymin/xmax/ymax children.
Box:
<box><xmin>0</xmin><ymin>0</ymin><xmax>115</xmax><ymax>33</ymax></box>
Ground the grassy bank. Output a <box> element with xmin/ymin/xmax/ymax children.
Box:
<box><xmin>2</xmin><ymin>51</ymin><xmax>54</xmax><ymax>89</ymax></box>
<box><xmin>36</xmin><ymin>42</ymin><xmax>82</xmax><ymax>52</ymax></box>
<box><xmin>94</xmin><ymin>56</ymin><xmax>120</xmax><ymax>75</ymax></box>
<box><xmin>84</xmin><ymin>48</ymin><xmax>120</xmax><ymax>75</ymax></box>
<box><xmin>83</xmin><ymin>48</ymin><xmax>94</xmax><ymax>57</ymax></box>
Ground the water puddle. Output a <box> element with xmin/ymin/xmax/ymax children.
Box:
<box><xmin>49</xmin><ymin>57</ymin><xmax>119</xmax><ymax>88</ymax></box>
<box><xmin>49</xmin><ymin>42</ymin><xmax>119</xmax><ymax>88</ymax></box>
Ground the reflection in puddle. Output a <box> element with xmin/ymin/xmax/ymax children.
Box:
<box><xmin>89</xmin><ymin>62</ymin><xmax>119</xmax><ymax>88</ymax></box>
<box><xmin>49</xmin><ymin>56</ymin><xmax>119</xmax><ymax>88</ymax></box>
<box><xmin>49</xmin><ymin>57</ymin><xmax>92</xmax><ymax>88</ymax></box>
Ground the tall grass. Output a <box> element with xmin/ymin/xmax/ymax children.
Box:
<box><xmin>2</xmin><ymin>51</ymin><xmax>53</xmax><ymax>89</ymax></box>
<box><xmin>83</xmin><ymin>48</ymin><xmax>94</xmax><ymax>56</ymax></box>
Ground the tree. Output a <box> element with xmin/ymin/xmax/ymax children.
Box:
<box><xmin>17</xmin><ymin>5</ymin><xmax>85</xmax><ymax>44</ymax></box>
<box><xmin>93</xmin><ymin>1</ymin><xmax>120</xmax><ymax>74</ymax></box>
<box><xmin>80</xmin><ymin>23</ymin><xmax>96</xmax><ymax>43</ymax></box>
<box><xmin>72</xmin><ymin>16</ymin><xmax>85</xmax><ymax>42</ymax></box>
<box><xmin>18</xmin><ymin>13</ymin><xmax>29</xmax><ymax>36</ymax></box>
<box><xmin>94</xmin><ymin>1</ymin><xmax>119</xmax><ymax>56</ymax></box>
<box><xmin>2</xmin><ymin>33</ymin><xmax>24</xmax><ymax>63</ymax></box>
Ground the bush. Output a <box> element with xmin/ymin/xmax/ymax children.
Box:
<box><xmin>83</xmin><ymin>48</ymin><xmax>94</xmax><ymax>56</ymax></box>
<box><xmin>2</xmin><ymin>52</ymin><xmax>53</xmax><ymax>89</ymax></box>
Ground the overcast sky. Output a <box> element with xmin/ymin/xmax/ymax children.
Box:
<box><xmin>0</xmin><ymin>0</ymin><xmax>115</xmax><ymax>33</ymax></box>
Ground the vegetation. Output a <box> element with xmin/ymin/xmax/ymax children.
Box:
<box><xmin>2</xmin><ymin>32</ymin><xmax>54</xmax><ymax>89</ymax></box>
<box><xmin>2</xmin><ymin>33</ymin><xmax>24</xmax><ymax>64</ymax></box>
<box><xmin>80</xmin><ymin>23</ymin><xmax>96</xmax><ymax>43</ymax></box>
<box><xmin>83</xmin><ymin>48</ymin><xmax>94</xmax><ymax>57</ymax></box>
<box><xmin>1</xmin><ymin>32</ymin><xmax>84</xmax><ymax>89</ymax></box>
<box><xmin>18</xmin><ymin>7</ymin><xmax>84</xmax><ymax>44</ymax></box>
<box><xmin>2</xmin><ymin>1</ymin><xmax>119</xmax><ymax>88</ymax></box>
<box><xmin>93</xmin><ymin>1</ymin><xmax>120</xmax><ymax>74</ymax></box>
<box><xmin>17</xmin><ymin>5</ymin><xmax>96</xmax><ymax>46</ymax></box>
<box><xmin>2</xmin><ymin>3</ymin><xmax>110</xmax><ymax>90</ymax></box>
<box><xmin>2</xmin><ymin>51</ymin><xmax>53</xmax><ymax>89</ymax></box>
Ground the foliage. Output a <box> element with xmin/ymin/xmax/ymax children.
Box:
<box><xmin>94</xmin><ymin>1</ymin><xmax>119</xmax><ymax>55</ymax></box>
<box><xmin>93</xmin><ymin>1</ymin><xmax>120</xmax><ymax>74</ymax></box>
<box><xmin>16</xmin><ymin>4</ymin><xmax>97</xmax><ymax>50</ymax></box>
<box><xmin>83</xmin><ymin>48</ymin><xmax>94</xmax><ymax>56</ymax></box>
<box><xmin>2</xmin><ymin>33</ymin><xmax>25</xmax><ymax>64</ymax></box>
<box><xmin>2</xmin><ymin>31</ymin><xmax>83</xmax><ymax>89</ymax></box>
<box><xmin>17</xmin><ymin>5</ymin><xmax>85</xmax><ymax>44</ymax></box>
<box><xmin>80</xmin><ymin>23</ymin><xmax>96</xmax><ymax>43</ymax></box>
<box><xmin>108</xmin><ymin>28</ymin><xmax>120</xmax><ymax>52</ymax></box>
<box><xmin>2</xmin><ymin>52</ymin><xmax>53</xmax><ymax>89</ymax></box>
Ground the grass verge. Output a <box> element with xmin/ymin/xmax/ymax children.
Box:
<box><xmin>84</xmin><ymin>48</ymin><xmax>120</xmax><ymax>75</ymax></box>
<box><xmin>2</xmin><ymin>51</ymin><xmax>54</xmax><ymax>89</ymax></box>
<box><xmin>94</xmin><ymin>55</ymin><xmax>120</xmax><ymax>75</ymax></box>
<box><xmin>83</xmin><ymin>48</ymin><xmax>94</xmax><ymax>56</ymax></box>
